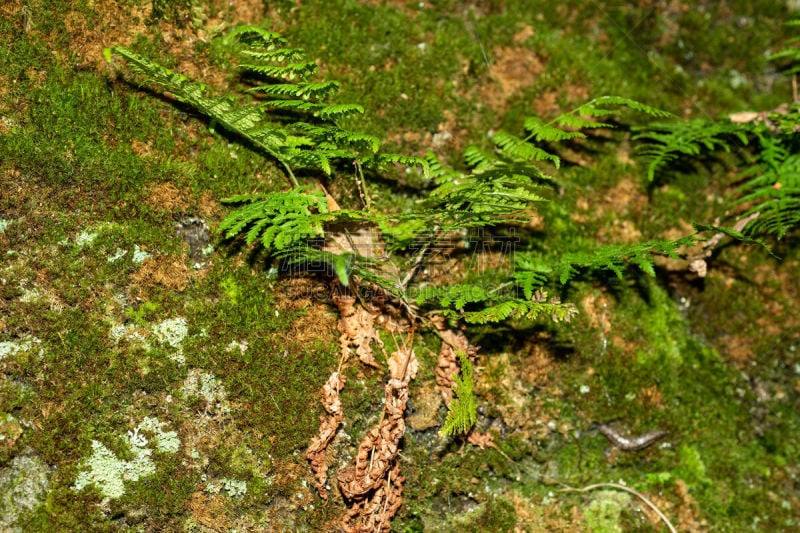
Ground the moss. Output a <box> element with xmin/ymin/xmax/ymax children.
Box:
<box><xmin>2</xmin><ymin>0</ymin><xmax>799</xmax><ymax>529</ymax></box>
<box><xmin>584</xmin><ymin>490</ymin><xmax>631</xmax><ymax>533</ymax></box>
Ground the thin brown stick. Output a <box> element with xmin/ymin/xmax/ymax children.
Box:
<box><xmin>559</xmin><ymin>482</ymin><xmax>677</xmax><ymax>533</ymax></box>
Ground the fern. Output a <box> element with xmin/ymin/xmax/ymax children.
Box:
<box><xmin>768</xmin><ymin>19</ymin><xmax>800</xmax><ymax>75</ymax></box>
<box><xmin>633</xmin><ymin>119</ymin><xmax>749</xmax><ymax>182</ymax></box>
<box><xmin>731</xmin><ymin>132</ymin><xmax>800</xmax><ymax>239</ymax></box>
<box><xmin>109</xmin><ymin>26</ymin><xmax>674</xmax><ymax>328</ymax></box>
<box><xmin>219</xmin><ymin>187</ymin><xmax>334</xmax><ymax>249</ymax></box>
<box><xmin>514</xmin><ymin>95</ymin><xmax>671</xmax><ymax>170</ymax></box>
<box><xmin>551</xmin><ymin>236</ymin><xmax>697</xmax><ymax>285</ymax></box>
<box><xmin>422</xmin><ymin>150</ymin><xmax>554</xmax><ymax>230</ymax></box>
<box><xmin>440</xmin><ymin>351</ymin><xmax>477</xmax><ymax>436</ymax></box>
<box><xmin>463</xmin><ymin>298</ymin><xmax>577</xmax><ymax>324</ymax></box>
<box><xmin>108</xmin><ymin>26</ymin><xmax>386</xmax><ymax>186</ymax></box>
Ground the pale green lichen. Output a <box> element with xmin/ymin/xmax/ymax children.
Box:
<box><xmin>0</xmin><ymin>454</ymin><xmax>51</xmax><ymax>532</ymax></box>
<box><xmin>0</xmin><ymin>219</ymin><xmax>10</xmax><ymax>233</ymax></box>
<box><xmin>182</xmin><ymin>369</ymin><xmax>229</xmax><ymax>413</ymax></box>
<box><xmin>151</xmin><ymin>317</ymin><xmax>188</xmax><ymax>363</ymax></box>
<box><xmin>106</xmin><ymin>248</ymin><xmax>127</xmax><ymax>263</ymax></box>
<box><xmin>132</xmin><ymin>245</ymin><xmax>151</xmax><ymax>264</ymax></box>
<box><xmin>72</xmin><ymin>417</ymin><xmax>180</xmax><ymax>503</ymax></box>
<box><xmin>0</xmin><ymin>336</ymin><xmax>42</xmax><ymax>361</ymax></box>
<box><xmin>73</xmin><ymin>439</ymin><xmax>154</xmax><ymax>503</ymax></box>
<box><xmin>207</xmin><ymin>477</ymin><xmax>247</xmax><ymax>498</ymax></box>
<box><xmin>109</xmin><ymin>317</ymin><xmax>188</xmax><ymax>363</ymax></box>
<box><xmin>138</xmin><ymin>416</ymin><xmax>181</xmax><ymax>454</ymax></box>
<box><xmin>109</xmin><ymin>324</ymin><xmax>149</xmax><ymax>347</ymax></box>
<box><xmin>75</xmin><ymin>230</ymin><xmax>98</xmax><ymax>248</ymax></box>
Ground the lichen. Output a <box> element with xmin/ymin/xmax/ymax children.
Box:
<box><xmin>0</xmin><ymin>454</ymin><xmax>51</xmax><ymax>532</ymax></box>
<box><xmin>75</xmin><ymin>230</ymin><xmax>98</xmax><ymax>248</ymax></box>
<box><xmin>207</xmin><ymin>477</ymin><xmax>247</xmax><ymax>498</ymax></box>
<box><xmin>72</xmin><ymin>417</ymin><xmax>180</xmax><ymax>503</ymax></box>
<box><xmin>132</xmin><ymin>245</ymin><xmax>152</xmax><ymax>264</ymax></box>
<box><xmin>138</xmin><ymin>416</ymin><xmax>181</xmax><ymax>454</ymax></box>
<box><xmin>182</xmin><ymin>369</ymin><xmax>229</xmax><ymax>413</ymax></box>
<box><xmin>0</xmin><ymin>336</ymin><xmax>42</xmax><ymax>361</ymax></box>
<box><xmin>151</xmin><ymin>317</ymin><xmax>188</xmax><ymax>363</ymax></box>
<box><xmin>109</xmin><ymin>317</ymin><xmax>188</xmax><ymax>363</ymax></box>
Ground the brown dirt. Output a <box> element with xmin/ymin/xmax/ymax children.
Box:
<box><xmin>580</xmin><ymin>292</ymin><xmax>613</xmax><ymax>338</ymax></box>
<box><xmin>478</xmin><ymin>45</ymin><xmax>545</xmax><ymax>113</ymax></box>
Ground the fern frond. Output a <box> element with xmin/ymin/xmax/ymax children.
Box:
<box><xmin>247</xmin><ymin>81</ymin><xmax>341</xmax><ymax>100</ymax></box>
<box><xmin>293</xmin><ymin>122</ymin><xmax>380</xmax><ymax>154</ymax></box>
<box><xmin>364</xmin><ymin>153</ymin><xmax>431</xmax><ymax>177</ymax></box>
<box><xmin>463</xmin><ymin>298</ymin><xmax>578</xmax><ymax>324</ymax></box>
<box><xmin>316</xmin><ymin>103</ymin><xmax>365</xmax><ymax>120</ymax></box>
<box><xmin>768</xmin><ymin>19</ymin><xmax>800</xmax><ymax>74</ymax></box>
<box><xmin>415</xmin><ymin>284</ymin><xmax>491</xmax><ymax>310</ymax></box>
<box><xmin>492</xmin><ymin>131</ymin><xmax>561</xmax><ymax>167</ymax></box>
<box><xmin>224</xmin><ymin>25</ymin><xmax>287</xmax><ymax>48</ymax></box>
<box><xmin>544</xmin><ymin>236</ymin><xmax>696</xmax><ymax>285</ymax></box>
<box><xmin>579</xmin><ymin>95</ymin><xmax>671</xmax><ymax>118</ymax></box>
<box><xmin>731</xmin><ymin>135</ymin><xmax>800</xmax><ymax>239</ymax></box>
<box><xmin>633</xmin><ymin>119</ymin><xmax>749</xmax><ymax>182</ymax></box>
<box><xmin>108</xmin><ymin>45</ymin><xmax>304</xmax><ymax>185</ymax></box>
<box><xmin>547</xmin><ymin>95</ymin><xmax>670</xmax><ymax>133</ymax></box>
<box><xmin>239</xmin><ymin>47</ymin><xmax>305</xmax><ymax>63</ymax></box>
<box><xmin>219</xmin><ymin>187</ymin><xmax>332</xmax><ymax>249</ymax></box>
<box><xmin>441</xmin><ymin>352</ymin><xmax>477</xmax><ymax>436</ymax></box>
<box><xmin>240</xmin><ymin>61</ymin><xmax>319</xmax><ymax>81</ymax></box>
<box><xmin>523</xmin><ymin>116</ymin><xmax>584</xmax><ymax>142</ymax></box>
<box><xmin>426</xmin><ymin>151</ymin><xmax>463</xmax><ymax>184</ymax></box>
<box><xmin>512</xmin><ymin>256</ymin><xmax>551</xmax><ymax>300</ymax></box>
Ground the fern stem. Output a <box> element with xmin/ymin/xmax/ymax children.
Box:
<box><xmin>400</xmin><ymin>225</ymin><xmax>443</xmax><ymax>289</ymax></box>
<box><xmin>353</xmin><ymin>160</ymin><xmax>371</xmax><ymax>209</ymax></box>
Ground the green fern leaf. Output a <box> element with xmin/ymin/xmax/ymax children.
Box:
<box><xmin>493</xmin><ymin>131</ymin><xmax>561</xmax><ymax>167</ymax></box>
<box><xmin>239</xmin><ymin>47</ymin><xmax>305</xmax><ymax>63</ymax></box>
<box><xmin>240</xmin><ymin>61</ymin><xmax>318</xmax><ymax>81</ymax></box>
<box><xmin>523</xmin><ymin>116</ymin><xmax>584</xmax><ymax>142</ymax></box>
<box><xmin>633</xmin><ymin>119</ymin><xmax>748</xmax><ymax>182</ymax></box>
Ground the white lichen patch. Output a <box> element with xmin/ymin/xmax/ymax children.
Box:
<box><xmin>0</xmin><ymin>219</ymin><xmax>10</xmax><ymax>233</ymax></box>
<box><xmin>206</xmin><ymin>477</ymin><xmax>247</xmax><ymax>498</ymax></box>
<box><xmin>226</xmin><ymin>340</ymin><xmax>249</xmax><ymax>354</ymax></box>
<box><xmin>182</xmin><ymin>369</ymin><xmax>229</xmax><ymax>414</ymax></box>
<box><xmin>138</xmin><ymin>416</ymin><xmax>180</xmax><ymax>454</ymax></box>
<box><xmin>0</xmin><ymin>336</ymin><xmax>42</xmax><ymax>361</ymax></box>
<box><xmin>107</xmin><ymin>248</ymin><xmax>127</xmax><ymax>263</ymax></box>
<box><xmin>18</xmin><ymin>285</ymin><xmax>42</xmax><ymax>303</ymax></box>
<box><xmin>73</xmin><ymin>417</ymin><xmax>180</xmax><ymax>504</ymax></box>
<box><xmin>132</xmin><ymin>245</ymin><xmax>151</xmax><ymax>264</ymax></box>
<box><xmin>0</xmin><ymin>454</ymin><xmax>51</xmax><ymax>532</ymax></box>
<box><xmin>0</xmin><ymin>413</ymin><xmax>24</xmax><ymax>451</ymax></box>
<box><xmin>109</xmin><ymin>317</ymin><xmax>188</xmax><ymax>364</ymax></box>
<box><xmin>109</xmin><ymin>324</ymin><xmax>150</xmax><ymax>348</ymax></box>
<box><xmin>73</xmin><ymin>439</ymin><xmax>154</xmax><ymax>503</ymax></box>
<box><xmin>75</xmin><ymin>230</ymin><xmax>99</xmax><ymax>248</ymax></box>
<box><xmin>151</xmin><ymin>317</ymin><xmax>188</xmax><ymax>363</ymax></box>
<box><xmin>16</xmin><ymin>279</ymin><xmax>62</xmax><ymax>311</ymax></box>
